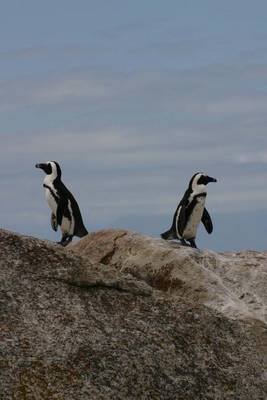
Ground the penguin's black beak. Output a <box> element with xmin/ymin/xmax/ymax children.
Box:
<box><xmin>35</xmin><ymin>163</ymin><xmax>50</xmax><ymax>174</ymax></box>
<box><xmin>206</xmin><ymin>176</ymin><xmax>217</xmax><ymax>183</ymax></box>
<box><xmin>35</xmin><ymin>163</ymin><xmax>45</xmax><ymax>170</ymax></box>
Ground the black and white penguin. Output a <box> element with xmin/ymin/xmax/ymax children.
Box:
<box><xmin>35</xmin><ymin>161</ymin><xmax>88</xmax><ymax>246</ymax></box>
<box><xmin>161</xmin><ymin>172</ymin><xmax>217</xmax><ymax>248</ymax></box>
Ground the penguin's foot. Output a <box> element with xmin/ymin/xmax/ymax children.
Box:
<box><xmin>58</xmin><ymin>235</ymin><xmax>73</xmax><ymax>247</ymax></box>
<box><xmin>180</xmin><ymin>239</ymin><xmax>190</xmax><ymax>247</ymax></box>
<box><xmin>188</xmin><ymin>238</ymin><xmax>198</xmax><ymax>249</ymax></box>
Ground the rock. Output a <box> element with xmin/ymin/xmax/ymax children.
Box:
<box><xmin>72</xmin><ymin>229</ymin><xmax>267</xmax><ymax>324</ymax></box>
<box><xmin>1</xmin><ymin>228</ymin><xmax>267</xmax><ymax>399</ymax></box>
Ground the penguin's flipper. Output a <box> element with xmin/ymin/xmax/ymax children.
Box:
<box><xmin>201</xmin><ymin>208</ymin><xmax>213</xmax><ymax>234</ymax></box>
<box><xmin>56</xmin><ymin>196</ymin><xmax>69</xmax><ymax>226</ymax></box>
<box><xmin>161</xmin><ymin>228</ymin><xmax>177</xmax><ymax>240</ymax></box>
<box><xmin>188</xmin><ymin>238</ymin><xmax>198</xmax><ymax>248</ymax></box>
<box><xmin>51</xmin><ymin>212</ymin><xmax>58</xmax><ymax>231</ymax></box>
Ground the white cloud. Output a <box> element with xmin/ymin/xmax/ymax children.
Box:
<box><xmin>235</xmin><ymin>152</ymin><xmax>267</xmax><ymax>164</ymax></box>
<box><xmin>204</xmin><ymin>97</ymin><xmax>267</xmax><ymax>115</ymax></box>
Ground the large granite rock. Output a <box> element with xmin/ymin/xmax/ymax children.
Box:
<box><xmin>72</xmin><ymin>229</ymin><xmax>267</xmax><ymax>324</ymax></box>
<box><xmin>1</xmin><ymin>228</ymin><xmax>267</xmax><ymax>399</ymax></box>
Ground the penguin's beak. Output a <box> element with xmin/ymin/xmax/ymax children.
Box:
<box><xmin>206</xmin><ymin>176</ymin><xmax>217</xmax><ymax>183</ymax></box>
<box><xmin>35</xmin><ymin>163</ymin><xmax>47</xmax><ymax>172</ymax></box>
<box><xmin>35</xmin><ymin>163</ymin><xmax>44</xmax><ymax>168</ymax></box>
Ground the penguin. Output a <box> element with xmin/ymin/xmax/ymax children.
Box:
<box><xmin>161</xmin><ymin>173</ymin><xmax>217</xmax><ymax>248</ymax></box>
<box><xmin>35</xmin><ymin>161</ymin><xmax>88</xmax><ymax>246</ymax></box>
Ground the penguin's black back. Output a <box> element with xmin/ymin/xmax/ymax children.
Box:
<box><xmin>54</xmin><ymin>178</ymin><xmax>88</xmax><ymax>237</ymax></box>
<box><xmin>170</xmin><ymin>188</ymin><xmax>191</xmax><ymax>231</ymax></box>
<box><xmin>161</xmin><ymin>187</ymin><xmax>191</xmax><ymax>240</ymax></box>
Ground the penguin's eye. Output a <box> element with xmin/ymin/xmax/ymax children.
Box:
<box><xmin>197</xmin><ymin>175</ymin><xmax>206</xmax><ymax>185</ymax></box>
<box><xmin>46</xmin><ymin>164</ymin><xmax>53</xmax><ymax>174</ymax></box>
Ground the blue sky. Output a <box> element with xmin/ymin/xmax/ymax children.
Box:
<box><xmin>1</xmin><ymin>1</ymin><xmax>267</xmax><ymax>250</ymax></box>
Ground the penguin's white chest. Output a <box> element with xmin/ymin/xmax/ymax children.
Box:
<box><xmin>44</xmin><ymin>186</ymin><xmax>58</xmax><ymax>214</ymax></box>
<box><xmin>183</xmin><ymin>196</ymin><xmax>206</xmax><ymax>239</ymax></box>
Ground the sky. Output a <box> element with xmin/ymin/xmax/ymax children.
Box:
<box><xmin>1</xmin><ymin>0</ymin><xmax>267</xmax><ymax>251</ymax></box>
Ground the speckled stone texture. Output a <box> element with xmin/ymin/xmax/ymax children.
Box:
<box><xmin>72</xmin><ymin>229</ymin><xmax>267</xmax><ymax>323</ymax></box>
<box><xmin>1</xmin><ymin>228</ymin><xmax>267</xmax><ymax>399</ymax></box>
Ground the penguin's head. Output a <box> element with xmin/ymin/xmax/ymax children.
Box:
<box><xmin>189</xmin><ymin>172</ymin><xmax>217</xmax><ymax>192</ymax></box>
<box><xmin>35</xmin><ymin>161</ymin><xmax>62</xmax><ymax>179</ymax></box>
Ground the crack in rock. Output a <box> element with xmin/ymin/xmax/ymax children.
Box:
<box><xmin>100</xmin><ymin>232</ymin><xmax>127</xmax><ymax>265</ymax></box>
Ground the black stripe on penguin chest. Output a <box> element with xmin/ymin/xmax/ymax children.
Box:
<box><xmin>43</xmin><ymin>183</ymin><xmax>72</xmax><ymax>223</ymax></box>
<box><xmin>186</xmin><ymin>193</ymin><xmax>206</xmax><ymax>221</ymax></box>
<box><xmin>43</xmin><ymin>184</ymin><xmax>59</xmax><ymax>204</ymax></box>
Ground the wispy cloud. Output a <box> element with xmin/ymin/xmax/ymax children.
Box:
<box><xmin>1</xmin><ymin>59</ymin><xmax>267</xmax><ymax>216</ymax></box>
<box><xmin>0</xmin><ymin>22</ymin><xmax>267</xmax><ymax>249</ymax></box>
<box><xmin>235</xmin><ymin>152</ymin><xmax>267</xmax><ymax>164</ymax></box>
<box><xmin>0</xmin><ymin>45</ymin><xmax>106</xmax><ymax>60</ymax></box>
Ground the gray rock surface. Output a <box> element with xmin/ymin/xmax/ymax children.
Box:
<box><xmin>72</xmin><ymin>229</ymin><xmax>267</xmax><ymax>323</ymax></box>
<box><xmin>1</xmin><ymin>228</ymin><xmax>267</xmax><ymax>399</ymax></box>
